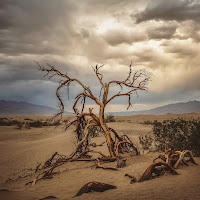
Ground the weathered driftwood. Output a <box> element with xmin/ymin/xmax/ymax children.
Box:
<box><xmin>96</xmin><ymin>159</ymin><xmax>118</xmax><ymax>171</ymax></box>
<box><xmin>173</xmin><ymin>150</ymin><xmax>198</xmax><ymax>168</ymax></box>
<box><xmin>74</xmin><ymin>181</ymin><xmax>117</xmax><ymax>197</ymax></box>
<box><xmin>139</xmin><ymin>162</ymin><xmax>179</xmax><ymax>182</ymax></box>
<box><xmin>153</xmin><ymin>149</ymin><xmax>198</xmax><ymax>169</ymax></box>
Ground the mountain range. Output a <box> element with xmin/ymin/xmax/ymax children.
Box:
<box><xmin>0</xmin><ymin>100</ymin><xmax>200</xmax><ymax>116</ymax></box>
<box><xmin>0</xmin><ymin>100</ymin><xmax>71</xmax><ymax>116</ymax></box>
<box><xmin>112</xmin><ymin>100</ymin><xmax>200</xmax><ymax>116</ymax></box>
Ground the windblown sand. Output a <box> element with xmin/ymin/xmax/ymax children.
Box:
<box><xmin>0</xmin><ymin>113</ymin><xmax>200</xmax><ymax>200</ymax></box>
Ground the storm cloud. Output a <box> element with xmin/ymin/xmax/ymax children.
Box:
<box><xmin>0</xmin><ymin>0</ymin><xmax>199</xmax><ymax>112</ymax></box>
<box><xmin>135</xmin><ymin>0</ymin><xmax>200</xmax><ymax>23</ymax></box>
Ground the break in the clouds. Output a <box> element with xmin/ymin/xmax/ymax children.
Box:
<box><xmin>0</xmin><ymin>0</ymin><xmax>200</xmax><ymax>113</ymax></box>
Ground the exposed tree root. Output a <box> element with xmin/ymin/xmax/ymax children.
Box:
<box><xmin>139</xmin><ymin>162</ymin><xmax>179</xmax><ymax>182</ymax></box>
<box><xmin>153</xmin><ymin>149</ymin><xmax>198</xmax><ymax>168</ymax></box>
<box><xmin>96</xmin><ymin>159</ymin><xmax>118</xmax><ymax>171</ymax></box>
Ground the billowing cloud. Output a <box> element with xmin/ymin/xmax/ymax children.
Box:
<box><xmin>0</xmin><ymin>0</ymin><xmax>200</xmax><ymax>112</ymax></box>
<box><xmin>135</xmin><ymin>0</ymin><xmax>200</xmax><ymax>23</ymax></box>
<box><xmin>147</xmin><ymin>23</ymin><xmax>177</xmax><ymax>40</ymax></box>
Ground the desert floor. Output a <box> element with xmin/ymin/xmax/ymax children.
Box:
<box><xmin>0</xmin><ymin>113</ymin><xmax>200</xmax><ymax>200</ymax></box>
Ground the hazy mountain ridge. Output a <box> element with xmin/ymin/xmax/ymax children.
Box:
<box><xmin>0</xmin><ymin>100</ymin><xmax>200</xmax><ymax>116</ymax></box>
<box><xmin>112</xmin><ymin>100</ymin><xmax>200</xmax><ymax>116</ymax></box>
<box><xmin>0</xmin><ymin>100</ymin><xmax>71</xmax><ymax>116</ymax></box>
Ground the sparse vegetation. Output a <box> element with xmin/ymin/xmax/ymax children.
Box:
<box><xmin>89</xmin><ymin>125</ymin><xmax>103</xmax><ymax>138</ymax></box>
<box><xmin>142</xmin><ymin>120</ymin><xmax>154</xmax><ymax>125</ymax></box>
<box><xmin>153</xmin><ymin>118</ymin><xmax>200</xmax><ymax>156</ymax></box>
<box><xmin>24</xmin><ymin>118</ymin><xmax>33</xmax><ymax>121</ymax></box>
<box><xmin>25</xmin><ymin>122</ymin><xmax>31</xmax><ymax>129</ymax></box>
<box><xmin>0</xmin><ymin>118</ymin><xmax>22</xmax><ymax>126</ymax></box>
<box><xmin>16</xmin><ymin>122</ymin><xmax>24</xmax><ymax>130</ymax></box>
<box><xmin>139</xmin><ymin>134</ymin><xmax>153</xmax><ymax>150</ymax></box>
<box><xmin>105</xmin><ymin>114</ymin><xmax>116</xmax><ymax>123</ymax></box>
<box><xmin>0</xmin><ymin>118</ymin><xmax>62</xmax><ymax>129</ymax></box>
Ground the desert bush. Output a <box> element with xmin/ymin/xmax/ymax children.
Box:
<box><xmin>49</xmin><ymin>120</ymin><xmax>61</xmax><ymax>126</ymax></box>
<box><xmin>0</xmin><ymin>117</ymin><xmax>8</xmax><ymax>120</ymax></box>
<box><xmin>0</xmin><ymin>118</ymin><xmax>8</xmax><ymax>126</ymax></box>
<box><xmin>27</xmin><ymin>120</ymin><xmax>47</xmax><ymax>128</ymax></box>
<box><xmin>63</xmin><ymin>119</ymin><xmax>69</xmax><ymax>123</ymax></box>
<box><xmin>25</xmin><ymin>122</ymin><xmax>31</xmax><ymax>129</ymax></box>
<box><xmin>16</xmin><ymin>122</ymin><xmax>24</xmax><ymax>130</ymax></box>
<box><xmin>153</xmin><ymin>118</ymin><xmax>200</xmax><ymax>156</ymax></box>
<box><xmin>89</xmin><ymin>125</ymin><xmax>103</xmax><ymax>138</ymax></box>
<box><xmin>0</xmin><ymin>118</ymin><xmax>22</xmax><ymax>126</ymax></box>
<box><xmin>105</xmin><ymin>114</ymin><xmax>116</xmax><ymax>123</ymax></box>
<box><xmin>24</xmin><ymin>118</ymin><xmax>33</xmax><ymax>121</ymax></box>
<box><xmin>139</xmin><ymin>134</ymin><xmax>153</xmax><ymax>150</ymax></box>
<box><xmin>142</xmin><ymin>120</ymin><xmax>154</xmax><ymax>125</ymax></box>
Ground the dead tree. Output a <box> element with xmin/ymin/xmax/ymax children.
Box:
<box><xmin>37</xmin><ymin>62</ymin><xmax>150</xmax><ymax>159</ymax></box>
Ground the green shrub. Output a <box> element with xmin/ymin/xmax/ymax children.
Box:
<box><xmin>89</xmin><ymin>125</ymin><xmax>103</xmax><ymax>138</ymax></box>
<box><xmin>16</xmin><ymin>122</ymin><xmax>23</xmax><ymax>130</ymax></box>
<box><xmin>142</xmin><ymin>120</ymin><xmax>154</xmax><ymax>125</ymax></box>
<box><xmin>153</xmin><ymin>118</ymin><xmax>200</xmax><ymax>156</ymax></box>
<box><xmin>0</xmin><ymin>118</ymin><xmax>22</xmax><ymax>126</ymax></box>
<box><xmin>25</xmin><ymin>122</ymin><xmax>31</xmax><ymax>129</ymax></box>
<box><xmin>139</xmin><ymin>134</ymin><xmax>153</xmax><ymax>150</ymax></box>
<box><xmin>49</xmin><ymin>120</ymin><xmax>61</xmax><ymax>126</ymax></box>
<box><xmin>105</xmin><ymin>114</ymin><xmax>116</xmax><ymax>123</ymax></box>
<box><xmin>29</xmin><ymin>120</ymin><xmax>45</xmax><ymax>127</ymax></box>
<box><xmin>24</xmin><ymin>118</ymin><xmax>33</xmax><ymax>121</ymax></box>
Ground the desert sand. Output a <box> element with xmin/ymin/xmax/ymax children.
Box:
<box><xmin>0</xmin><ymin>113</ymin><xmax>200</xmax><ymax>200</ymax></box>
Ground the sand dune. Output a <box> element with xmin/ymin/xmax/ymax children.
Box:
<box><xmin>0</xmin><ymin>113</ymin><xmax>200</xmax><ymax>200</ymax></box>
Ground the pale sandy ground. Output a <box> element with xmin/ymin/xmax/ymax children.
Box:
<box><xmin>0</xmin><ymin>114</ymin><xmax>200</xmax><ymax>200</ymax></box>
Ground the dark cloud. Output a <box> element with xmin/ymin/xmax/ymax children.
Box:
<box><xmin>102</xmin><ymin>22</ymin><xmax>177</xmax><ymax>47</ymax></box>
<box><xmin>135</xmin><ymin>0</ymin><xmax>200</xmax><ymax>23</ymax></box>
<box><xmin>0</xmin><ymin>0</ymin><xmax>199</xmax><ymax>111</ymax></box>
<box><xmin>147</xmin><ymin>23</ymin><xmax>177</xmax><ymax>40</ymax></box>
<box><xmin>0</xmin><ymin>0</ymin><xmax>77</xmax><ymax>55</ymax></box>
<box><xmin>102</xmin><ymin>28</ymin><xmax>147</xmax><ymax>46</ymax></box>
<box><xmin>162</xmin><ymin>40</ymin><xmax>200</xmax><ymax>57</ymax></box>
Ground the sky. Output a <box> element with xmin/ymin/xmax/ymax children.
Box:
<box><xmin>0</xmin><ymin>0</ymin><xmax>200</xmax><ymax>113</ymax></box>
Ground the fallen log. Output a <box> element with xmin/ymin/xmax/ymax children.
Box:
<box><xmin>74</xmin><ymin>181</ymin><xmax>117</xmax><ymax>197</ymax></box>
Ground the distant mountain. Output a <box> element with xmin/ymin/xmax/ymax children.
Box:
<box><xmin>0</xmin><ymin>100</ymin><xmax>72</xmax><ymax>116</ymax></box>
<box><xmin>112</xmin><ymin>100</ymin><xmax>200</xmax><ymax>116</ymax></box>
<box><xmin>1</xmin><ymin>100</ymin><xmax>199</xmax><ymax>116</ymax></box>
